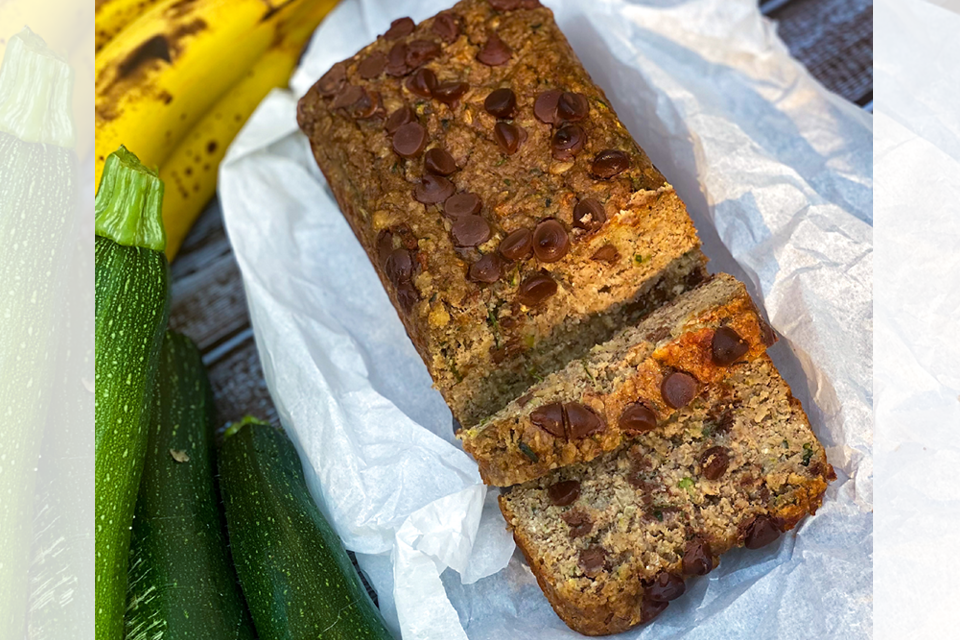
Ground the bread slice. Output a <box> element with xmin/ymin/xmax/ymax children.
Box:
<box><xmin>498</xmin><ymin>355</ymin><xmax>835</xmax><ymax>636</ymax></box>
<box><xmin>458</xmin><ymin>274</ymin><xmax>776</xmax><ymax>486</ymax></box>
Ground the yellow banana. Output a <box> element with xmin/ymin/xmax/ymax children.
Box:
<box><xmin>159</xmin><ymin>0</ymin><xmax>337</xmax><ymax>259</ymax></box>
<box><xmin>1</xmin><ymin>0</ymin><xmax>88</xmax><ymax>66</ymax></box>
<box><xmin>95</xmin><ymin>0</ymin><xmax>165</xmax><ymax>54</ymax></box>
<box><xmin>95</xmin><ymin>0</ymin><xmax>316</xmax><ymax>189</ymax></box>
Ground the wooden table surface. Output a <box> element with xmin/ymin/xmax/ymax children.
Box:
<box><xmin>169</xmin><ymin>0</ymin><xmax>873</xmax><ymax>434</ymax></box>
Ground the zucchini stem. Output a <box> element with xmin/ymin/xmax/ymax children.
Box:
<box><xmin>95</xmin><ymin>147</ymin><xmax>167</xmax><ymax>252</ymax></box>
<box><xmin>224</xmin><ymin>415</ymin><xmax>272</xmax><ymax>441</ymax></box>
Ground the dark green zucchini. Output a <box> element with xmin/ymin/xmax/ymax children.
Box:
<box><xmin>218</xmin><ymin>419</ymin><xmax>393</xmax><ymax>640</ymax></box>
<box><xmin>95</xmin><ymin>147</ymin><xmax>169</xmax><ymax>640</ymax></box>
<box><xmin>124</xmin><ymin>331</ymin><xmax>256</xmax><ymax>640</ymax></box>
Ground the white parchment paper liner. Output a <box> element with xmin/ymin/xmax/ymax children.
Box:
<box><xmin>219</xmin><ymin>1</ymin><xmax>873</xmax><ymax>637</ymax></box>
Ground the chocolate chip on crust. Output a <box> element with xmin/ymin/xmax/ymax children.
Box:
<box><xmin>530</xmin><ymin>402</ymin><xmax>565</xmax><ymax>438</ymax></box>
<box><xmin>661</xmin><ymin>371</ymin><xmax>698</xmax><ymax>409</ymax></box>
<box><xmin>712</xmin><ymin>326</ymin><xmax>749</xmax><ymax>365</ymax></box>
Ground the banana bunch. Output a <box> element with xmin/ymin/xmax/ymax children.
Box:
<box><xmin>96</xmin><ymin>0</ymin><xmax>338</xmax><ymax>259</ymax></box>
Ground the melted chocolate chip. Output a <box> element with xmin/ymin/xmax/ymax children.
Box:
<box><xmin>557</xmin><ymin>91</ymin><xmax>589</xmax><ymax>121</ymax></box>
<box><xmin>579</xmin><ymin>546</ymin><xmax>607</xmax><ymax>578</ymax></box>
<box><xmin>562</xmin><ymin>509</ymin><xmax>593</xmax><ymax>538</ymax></box>
<box><xmin>384</xmin><ymin>248</ymin><xmax>414</xmax><ymax>285</ymax></box>
<box><xmin>682</xmin><ymin>539</ymin><xmax>714</xmax><ymax>576</ymax></box>
<box><xmin>744</xmin><ymin>516</ymin><xmax>781</xmax><ymax>549</ymax></box>
<box><xmin>468</xmin><ymin>253</ymin><xmax>503</xmax><ymax>283</ymax></box>
<box><xmin>432</xmin><ymin>12</ymin><xmax>460</xmax><ymax>43</ymax></box>
<box><xmin>700</xmin><ymin>446</ymin><xmax>730</xmax><ymax>481</ymax></box>
<box><xmin>590</xmin><ymin>149</ymin><xmax>630</xmax><ymax>179</ymax></box>
<box><xmin>619</xmin><ymin>402</ymin><xmax>657</xmax><ymax>434</ymax></box>
<box><xmin>712</xmin><ymin>326</ymin><xmax>749</xmax><ymax>366</ymax></box>
<box><xmin>392</xmin><ymin>122</ymin><xmax>427</xmax><ymax>158</ymax></box>
<box><xmin>385</xmin><ymin>42</ymin><xmax>410</xmax><ymax>76</ymax></box>
<box><xmin>331</xmin><ymin>85</ymin><xmax>364</xmax><ymax>109</ymax></box>
<box><xmin>573</xmin><ymin>198</ymin><xmax>606</xmax><ymax>232</ymax></box>
<box><xmin>413</xmin><ymin>174</ymin><xmax>455</xmax><ymax>204</ymax></box>
<box><xmin>565</xmin><ymin>403</ymin><xmax>604</xmax><ymax>438</ymax></box>
<box><xmin>519</xmin><ymin>0</ymin><xmax>543</xmax><ymax>6</ymax></box>
<box><xmin>760</xmin><ymin>319</ymin><xmax>777</xmax><ymax>346</ymax></box>
<box><xmin>433</xmin><ymin>81</ymin><xmax>469</xmax><ymax>105</ymax></box>
<box><xmin>349</xmin><ymin>89</ymin><xmax>380</xmax><ymax>119</ymax></box>
<box><xmin>358</xmin><ymin>52</ymin><xmax>387</xmax><ymax>79</ymax></box>
<box><xmin>517</xmin><ymin>272</ymin><xmax>557</xmax><ymax>306</ymax></box>
<box><xmin>661</xmin><ymin>371</ymin><xmax>698</xmax><ymax>409</ymax></box>
<box><xmin>551</xmin><ymin>123</ymin><xmax>586</xmax><ymax>160</ymax></box>
<box><xmin>494</xmin><ymin>122</ymin><xmax>523</xmax><ymax>155</ymax></box>
<box><xmin>477</xmin><ymin>31</ymin><xmax>512</xmax><ymax>66</ymax></box>
<box><xmin>406</xmin><ymin>39</ymin><xmax>441</xmax><ymax>69</ymax></box>
<box><xmin>590</xmin><ymin>244</ymin><xmax>620</xmax><ymax>263</ymax></box>
<box><xmin>547</xmin><ymin>480</ymin><xmax>580</xmax><ymax>506</ymax></box>
<box><xmin>395</xmin><ymin>281</ymin><xmax>419</xmax><ymax>312</ymax></box>
<box><xmin>499</xmin><ymin>228</ymin><xmax>533</xmax><ymax>261</ymax></box>
<box><xmin>383</xmin><ymin>17</ymin><xmax>415</xmax><ymax>40</ymax></box>
<box><xmin>376</xmin><ymin>230</ymin><xmax>394</xmax><ymax>264</ymax></box>
<box><xmin>450</xmin><ymin>215</ymin><xmax>492</xmax><ymax>247</ymax></box>
<box><xmin>443</xmin><ymin>192</ymin><xmax>482</xmax><ymax>217</ymax></box>
<box><xmin>532</xmin><ymin>219</ymin><xmax>570</xmax><ymax>263</ymax></box>
<box><xmin>405</xmin><ymin>67</ymin><xmax>437</xmax><ymax>97</ymax></box>
<box><xmin>640</xmin><ymin>598</ymin><xmax>669</xmax><ymax>623</ymax></box>
<box><xmin>484</xmin><ymin>88</ymin><xmax>517</xmax><ymax>118</ymax></box>
<box><xmin>533</xmin><ymin>89</ymin><xmax>562</xmax><ymax>124</ymax></box>
<box><xmin>385</xmin><ymin>105</ymin><xmax>416</xmax><ymax>134</ymax></box>
<box><xmin>488</xmin><ymin>0</ymin><xmax>520</xmax><ymax>9</ymax></box>
<box><xmin>530</xmin><ymin>402</ymin><xmax>565</xmax><ymax>438</ymax></box>
<box><xmin>316</xmin><ymin>63</ymin><xmax>346</xmax><ymax>97</ymax></box>
<box><xmin>424</xmin><ymin>147</ymin><xmax>457</xmax><ymax>175</ymax></box>
<box><xmin>647</xmin><ymin>573</ymin><xmax>685</xmax><ymax>602</ymax></box>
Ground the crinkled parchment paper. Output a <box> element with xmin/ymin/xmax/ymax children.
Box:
<box><xmin>218</xmin><ymin>1</ymin><xmax>872</xmax><ymax>637</ymax></box>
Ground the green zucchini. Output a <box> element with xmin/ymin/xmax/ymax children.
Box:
<box><xmin>0</xmin><ymin>28</ymin><xmax>76</xmax><ymax>635</ymax></box>
<box><xmin>95</xmin><ymin>147</ymin><xmax>169</xmax><ymax>640</ymax></box>
<box><xmin>218</xmin><ymin>419</ymin><xmax>393</xmax><ymax>640</ymax></box>
<box><xmin>124</xmin><ymin>330</ymin><xmax>256</xmax><ymax>640</ymax></box>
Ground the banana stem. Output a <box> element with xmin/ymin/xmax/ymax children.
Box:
<box><xmin>95</xmin><ymin>147</ymin><xmax>167</xmax><ymax>252</ymax></box>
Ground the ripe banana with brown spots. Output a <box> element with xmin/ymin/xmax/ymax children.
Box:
<box><xmin>94</xmin><ymin>0</ymin><xmax>324</xmax><ymax>190</ymax></box>
<box><xmin>95</xmin><ymin>0</ymin><xmax>166</xmax><ymax>53</ymax></box>
<box><xmin>158</xmin><ymin>0</ymin><xmax>336</xmax><ymax>259</ymax></box>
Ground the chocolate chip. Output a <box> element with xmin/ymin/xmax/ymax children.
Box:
<box><xmin>424</xmin><ymin>148</ymin><xmax>457</xmax><ymax>175</ymax></box>
<box><xmin>744</xmin><ymin>516</ymin><xmax>781</xmax><ymax>549</ymax></box>
<box><xmin>661</xmin><ymin>371</ymin><xmax>698</xmax><ymax>409</ymax></box>
<box><xmin>432</xmin><ymin>12</ymin><xmax>460</xmax><ymax>43</ymax></box>
<box><xmin>405</xmin><ymin>68</ymin><xmax>437</xmax><ymax>97</ymax></box>
<box><xmin>450</xmin><ymin>215</ymin><xmax>492</xmax><ymax>247</ymax></box>
<box><xmin>406</xmin><ymin>40</ymin><xmax>441</xmax><ymax>69</ymax></box>
<box><xmin>551</xmin><ymin>123</ymin><xmax>585</xmax><ymax>160</ymax></box>
<box><xmin>700</xmin><ymin>446</ymin><xmax>730</xmax><ymax>481</ymax></box>
<box><xmin>484</xmin><ymin>88</ymin><xmax>517</xmax><ymax>118</ymax></box>
<box><xmin>469</xmin><ymin>253</ymin><xmax>503</xmax><ymax>283</ymax></box>
<box><xmin>557</xmin><ymin>91</ymin><xmax>589</xmax><ymax>121</ymax></box>
<box><xmin>562</xmin><ymin>509</ymin><xmax>593</xmax><ymax>538</ymax></box>
<box><xmin>433</xmin><ymin>81</ymin><xmax>469</xmax><ymax>105</ymax></box>
<box><xmin>349</xmin><ymin>89</ymin><xmax>380</xmax><ymax>119</ymax></box>
<box><xmin>392</xmin><ymin>122</ymin><xmax>427</xmax><ymax>158</ymax></box>
<box><xmin>384</xmin><ymin>248</ymin><xmax>414</xmax><ymax>285</ymax></box>
<box><xmin>477</xmin><ymin>31</ymin><xmax>512</xmax><ymax>66</ymax></box>
<box><xmin>619</xmin><ymin>402</ymin><xmax>657</xmax><ymax>434</ymax></box>
<box><xmin>532</xmin><ymin>219</ymin><xmax>570</xmax><ymax>263</ymax></box>
<box><xmin>499</xmin><ymin>228</ymin><xmax>533</xmax><ymax>261</ymax></box>
<box><xmin>516</xmin><ymin>392</ymin><xmax>534</xmax><ymax>407</ymax></box>
<box><xmin>590</xmin><ymin>149</ymin><xmax>630</xmax><ymax>179</ymax></box>
<box><xmin>376</xmin><ymin>230</ymin><xmax>394</xmax><ymax>264</ymax></box>
<box><xmin>386</xmin><ymin>42</ymin><xmax>410</xmax><ymax>76</ymax></box>
<box><xmin>682</xmin><ymin>539</ymin><xmax>714</xmax><ymax>576</ymax></box>
<box><xmin>760</xmin><ymin>319</ymin><xmax>777</xmax><ymax>346</ymax></box>
<box><xmin>640</xmin><ymin>598</ymin><xmax>669</xmax><ymax>623</ymax></box>
<box><xmin>530</xmin><ymin>402</ymin><xmax>565</xmax><ymax>437</ymax></box>
<box><xmin>565</xmin><ymin>403</ymin><xmax>604</xmax><ymax>438</ymax></box>
<box><xmin>712</xmin><ymin>326</ymin><xmax>749</xmax><ymax>366</ymax></box>
<box><xmin>646</xmin><ymin>573</ymin><xmax>685</xmax><ymax>602</ymax></box>
<box><xmin>547</xmin><ymin>480</ymin><xmax>580</xmax><ymax>506</ymax></box>
<box><xmin>519</xmin><ymin>0</ymin><xmax>543</xmax><ymax>7</ymax></box>
<box><xmin>413</xmin><ymin>173</ymin><xmax>455</xmax><ymax>204</ymax></box>
<box><xmin>494</xmin><ymin>122</ymin><xmax>523</xmax><ymax>155</ymax></box>
<box><xmin>590</xmin><ymin>244</ymin><xmax>619</xmax><ymax>263</ymax></box>
<box><xmin>444</xmin><ymin>192</ymin><xmax>482</xmax><ymax>217</ymax></box>
<box><xmin>517</xmin><ymin>272</ymin><xmax>557</xmax><ymax>306</ymax></box>
<box><xmin>358</xmin><ymin>52</ymin><xmax>387</xmax><ymax>79</ymax></box>
<box><xmin>395</xmin><ymin>281</ymin><xmax>419</xmax><ymax>312</ymax></box>
<box><xmin>316</xmin><ymin>63</ymin><xmax>346</xmax><ymax>97</ymax></box>
<box><xmin>384</xmin><ymin>17</ymin><xmax>415</xmax><ymax>40</ymax></box>
<box><xmin>533</xmin><ymin>89</ymin><xmax>562</xmax><ymax>124</ymax></box>
<box><xmin>385</xmin><ymin>105</ymin><xmax>416</xmax><ymax>134</ymax></box>
<box><xmin>578</xmin><ymin>546</ymin><xmax>607</xmax><ymax>578</ymax></box>
<box><xmin>331</xmin><ymin>85</ymin><xmax>364</xmax><ymax>109</ymax></box>
<box><xmin>488</xmin><ymin>0</ymin><xmax>520</xmax><ymax>10</ymax></box>
<box><xmin>573</xmin><ymin>198</ymin><xmax>606</xmax><ymax>232</ymax></box>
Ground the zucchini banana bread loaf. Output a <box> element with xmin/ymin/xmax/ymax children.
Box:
<box><xmin>498</xmin><ymin>355</ymin><xmax>835</xmax><ymax>636</ymax></box>
<box><xmin>459</xmin><ymin>274</ymin><xmax>776</xmax><ymax>486</ymax></box>
<box><xmin>296</xmin><ymin>0</ymin><xmax>706</xmax><ymax>428</ymax></box>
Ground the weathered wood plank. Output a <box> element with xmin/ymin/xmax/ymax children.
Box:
<box><xmin>205</xmin><ymin>335</ymin><xmax>278</xmax><ymax>429</ymax></box>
